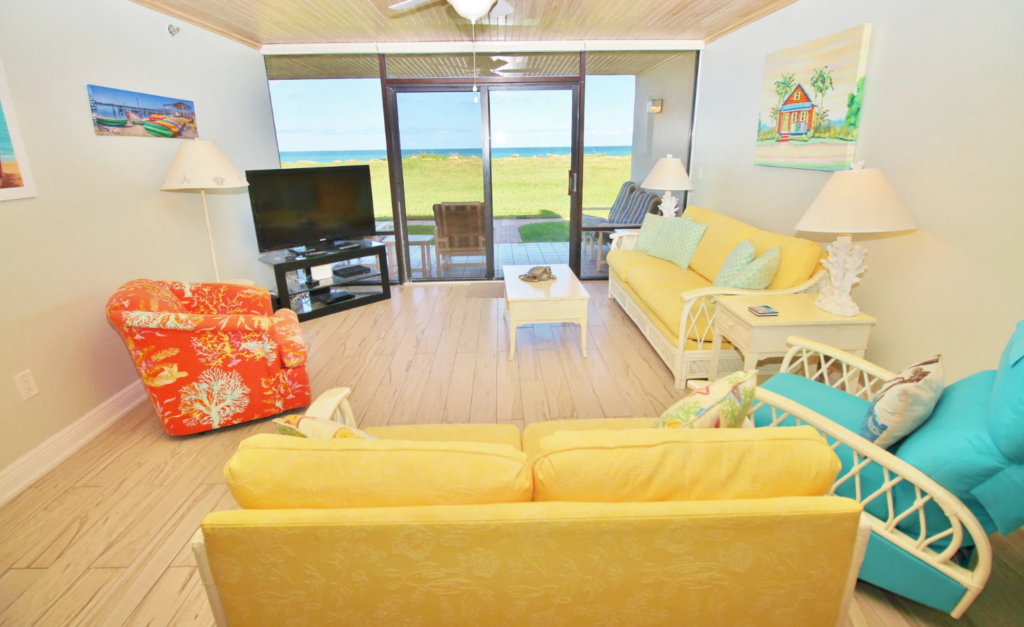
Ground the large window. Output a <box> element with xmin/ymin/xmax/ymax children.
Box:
<box><xmin>267</xmin><ymin>78</ymin><xmax>392</xmax><ymax>229</ymax></box>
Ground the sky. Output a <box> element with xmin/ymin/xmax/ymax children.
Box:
<box><xmin>269</xmin><ymin>75</ymin><xmax>635</xmax><ymax>152</ymax></box>
<box><xmin>87</xmin><ymin>85</ymin><xmax>195</xmax><ymax>111</ymax></box>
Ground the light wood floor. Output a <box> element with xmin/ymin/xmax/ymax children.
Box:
<box><xmin>0</xmin><ymin>283</ymin><xmax>1021</xmax><ymax>627</ymax></box>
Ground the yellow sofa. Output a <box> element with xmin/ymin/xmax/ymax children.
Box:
<box><xmin>606</xmin><ymin>206</ymin><xmax>827</xmax><ymax>388</ymax></box>
<box><xmin>193</xmin><ymin>389</ymin><xmax>869</xmax><ymax>627</ymax></box>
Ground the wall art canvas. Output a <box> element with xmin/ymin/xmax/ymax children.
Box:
<box><xmin>88</xmin><ymin>85</ymin><xmax>199</xmax><ymax>139</ymax></box>
<box><xmin>755</xmin><ymin>24</ymin><xmax>872</xmax><ymax>171</ymax></box>
<box><xmin>0</xmin><ymin>56</ymin><xmax>36</xmax><ymax>201</ymax></box>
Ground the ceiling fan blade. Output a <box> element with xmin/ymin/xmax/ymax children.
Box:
<box><xmin>489</xmin><ymin>0</ymin><xmax>514</xmax><ymax>18</ymax></box>
<box><xmin>389</xmin><ymin>0</ymin><xmax>435</xmax><ymax>11</ymax></box>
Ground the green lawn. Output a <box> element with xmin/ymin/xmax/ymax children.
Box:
<box><xmin>518</xmin><ymin>221</ymin><xmax>569</xmax><ymax>243</ymax></box>
<box><xmin>283</xmin><ymin>153</ymin><xmax>631</xmax><ymax>220</ymax></box>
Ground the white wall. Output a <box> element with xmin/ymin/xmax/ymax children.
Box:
<box><xmin>631</xmin><ymin>54</ymin><xmax>697</xmax><ymax>188</ymax></box>
<box><xmin>0</xmin><ymin>0</ymin><xmax>279</xmax><ymax>470</ymax></box>
<box><xmin>690</xmin><ymin>0</ymin><xmax>1024</xmax><ymax>382</ymax></box>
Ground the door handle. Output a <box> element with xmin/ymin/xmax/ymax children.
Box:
<box><xmin>568</xmin><ymin>171</ymin><xmax>577</xmax><ymax>195</ymax></box>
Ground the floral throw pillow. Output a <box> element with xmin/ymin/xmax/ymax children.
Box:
<box><xmin>860</xmin><ymin>356</ymin><xmax>944</xmax><ymax>449</ymax></box>
<box><xmin>655</xmin><ymin>370</ymin><xmax>758</xmax><ymax>429</ymax></box>
<box><xmin>273</xmin><ymin>415</ymin><xmax>378</xmax><ymax>440</ymax></box>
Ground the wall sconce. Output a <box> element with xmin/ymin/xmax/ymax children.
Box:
<box><xmin>647</xmin><ymin>99</ymin><xmax>663</xmax><ymax>114</ymax></box>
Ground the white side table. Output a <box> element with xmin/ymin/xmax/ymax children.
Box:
<box><xmin>709</xmin><ymin>293</ymin><xmax>876</xmax><ymax>380</ymax></box>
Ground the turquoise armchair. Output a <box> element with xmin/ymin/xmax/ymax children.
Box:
<box><xmin>749</xmin><ymin>322</ymin><xmax>1024</xmax><ymax>619</ymax></box>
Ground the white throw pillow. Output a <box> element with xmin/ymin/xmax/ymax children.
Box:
<box><xmin>860</xmin><ymin>356</ymin><xmax>944</xmax><ymax>449</ymax></box>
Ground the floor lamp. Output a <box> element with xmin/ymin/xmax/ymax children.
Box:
<box><xmin>161</xmin><ymin>139</ymin><xmax>248</xmax><ymax>283</ymax></box>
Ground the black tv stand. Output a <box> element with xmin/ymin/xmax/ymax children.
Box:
<box><xmin>259</xmin><ymin>241</ymin><xmax>390</xmax><ymax>322</ymax></box>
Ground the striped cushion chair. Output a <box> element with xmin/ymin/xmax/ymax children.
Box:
<box><xmin>585</xmin><ymin>186</ymin><xmax>663</xmax><ymax>271</ymax></box>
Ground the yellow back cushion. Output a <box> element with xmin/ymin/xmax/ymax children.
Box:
<box><xmin>532</xmin><ymin>426</ymin><xmax>840</xmax><ymax>502</ymax></box>
<box><xmin>685</xmin><ymin>206</ymin><xmax>759</xmax><ymax>281</ymax></box>
<box><xmin>750</xmin><ymin>230</ymin><xmax>823</xmax><ymax>289</ymax></box>
<box><xmin>226</xmin><ymin>434</ymin><xmax>532</xmax><ymax>509</ymax></box>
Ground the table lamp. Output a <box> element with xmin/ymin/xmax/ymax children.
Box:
<box><xmin>161</xmin><ymin>139</ymin><xmax>248</xmax><ymax>282</ymax></box>
<box><xmin>641</xmin><ymin>154</ymin><xmax>694</xmax><ymax>217</ymax></box>
<box><xmin>796</xmin><ymin>162</ymin><xmax>916</xmax><ymax>317</ymax></box>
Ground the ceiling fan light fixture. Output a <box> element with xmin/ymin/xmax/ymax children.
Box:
<box><xmin>448</xmin><ymin>0</ymin><xmax>497</xmax><ymax>21</ymax></box>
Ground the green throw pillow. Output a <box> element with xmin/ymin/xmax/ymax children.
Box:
<box><xmin>649</xmin><ymin>217</ymin><xmax>708</xmax><ymax>270</ymax></box>
<box><xmin>635</xmin><ymin>213</ymin><xmax>666</xmax><ymax>254</ymax></box>
<box><xmin>714</xmin><ymin>245</ymin><xmax>781</xmax><ymax>290</ymax></box>
<box><xmin>713</xmin><ymin>240</ymin><xmax>757</xmax><ymax>287</ymax></box>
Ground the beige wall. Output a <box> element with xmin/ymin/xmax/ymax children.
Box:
<box><xmin>690</xmin><ymin>0</ymin><xmax>1024</xmax><ymax>382</ymax></box>
<box><xmin>0</xmin><ymin>0</ymin><xmax>279</xmax><ymax>470</ymax></box>
<box><xmin>631</xmin><ymin>54</ymin><xmax>697</xmax><ymax>191</ymax></box>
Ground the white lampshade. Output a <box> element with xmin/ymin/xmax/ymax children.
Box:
<box><xmin>797</xmin><ymin>167</ymin><xmax>916</xmax><ymax>234</ymax></box>
<box><xmin>641</xmin><ymin>154</ymin><xmax>694</xmax><ymax>192</ymax></box>
<box><xmin>160</xmin><ymin>139</ymin><xmax>248</xmax><ymax>191</ymax></box>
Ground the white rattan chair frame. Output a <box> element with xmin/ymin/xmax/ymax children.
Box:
<box><xmin>755</xmin><ymin>338</ymin><xmax>993</xmax><ymax>618</ymax></box>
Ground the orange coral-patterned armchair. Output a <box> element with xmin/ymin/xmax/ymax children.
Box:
<box><xmin>106</xmin><ymin>280</ymin><xmax>311</xmax><ymax>436</ymax></box>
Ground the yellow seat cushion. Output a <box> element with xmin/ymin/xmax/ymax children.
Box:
<box><xmin>750</xmin><ymin>230</ymin><xmax>823</xmax><ymax>289</ymax></box>
<box><xmin>532</xmin><ymin>426</ymin><xmax>840</xmax><ymax>503</ymax></box>
<box><xmin>363</xmin><ymin>423</ymin><xmax>521</xmax><ymax>450</ymax></box>
<box><xmin>616</xmin><ymin>281</ymin><xmax>729</xmax><ymax>351</ymax></box>
<box><xmin>685</xmin><ymin>206</ymin><xmax>760</xmax><ymax>281</ymax></box>
<box><xmin>523</xmin><ymin>418</ymin><xmax>657</xmax><ymax>459</ymax></box>
<box><xmin>606</xmin><ymin>249</ymin><xmax>678</xmax><ymax>285</ymax></box>
<box><xmin>225</xmin><ymin>434</ymin><xmax>531</xmax><ymax>509</ymax></box>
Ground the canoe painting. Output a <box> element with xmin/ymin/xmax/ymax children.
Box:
<box><xmin>87</xmin><ymin>84</ymin><xmax>198</xmax><ymax>139</ymax></box>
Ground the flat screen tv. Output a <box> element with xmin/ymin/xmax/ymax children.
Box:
<box><xmin>247</xmin><ymin>165</ymin><xmax>376</xmax><ymax>252</ymax></box>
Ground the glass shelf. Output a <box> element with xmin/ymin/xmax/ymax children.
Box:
<box><xmin>285</xmin><ymin>267</ymin><xmax>382</xmax><ymax>296</ymax></box>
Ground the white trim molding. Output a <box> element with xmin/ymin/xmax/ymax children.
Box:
<box><xmin>260</xmin><ymin>40</ymin><xmax>705</xmax><ymax>56</ymax></box>
<box><xmin>0</xmin><ymin>381</ymin><xmax>147</xmax><ymax>507</ymax></box>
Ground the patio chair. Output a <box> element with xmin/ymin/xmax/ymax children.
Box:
<box><xmin>433</xmin><ymin>202</ymin><xmax>486</xmax><ymax>276</ymax></box>
<box><xmin>582</xmin><ymin>182</ymin><xmax>662</xmax><ymax>271</ymax></box>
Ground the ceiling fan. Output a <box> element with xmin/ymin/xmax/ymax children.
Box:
<box><xmin>389</xmin><ymin>0</ymin><xmax>514</xmax><ymax>22</ymax></box>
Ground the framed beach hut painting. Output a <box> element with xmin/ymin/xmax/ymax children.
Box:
<box><xmin>87</xmin><ymin>85</ymin><xmax>199</xmax><ymax>139</ymax></box>
<box><xmin>0</xmin><ymin>56</ymin><xmax>36</xmax><ymax>201</ymax></box>
<box><xmin>755</xmin><ymin>24</ymin><xmax>872</xmax><ymax>171</ymax></box>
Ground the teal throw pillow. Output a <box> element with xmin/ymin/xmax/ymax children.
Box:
<box><xmin>715</xmin><ymin>246</ymin><xmax>780</xmax><ymax>290</ymax></box>
<box><xmin>713</xmin><ymin>240</ymin><xmax>757</xmax><ymax>287</ymax></box>
<box><xmin>635</xmin><ymin>213</ymin><xmax>666</xmax><ymax>254</ymax></box>
<box><xmin>649</xmin><ymin>217</ymin><xmax>708</xmax><ymax>270</ymax></box>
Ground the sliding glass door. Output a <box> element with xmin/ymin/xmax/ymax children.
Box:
<box><xmin>391</xmin><ymin>89</ymin><xmax>485</xmax><ymax>280</ymax></box>
<box><xmin>488</xmin><ymin>86</ymin><xmax>578</xmax><ymax>279</ymax></box>
<box><xmin>388</xmin><ymin>83</ymin><xmax>581</xmax><ymax>282</ymax></box>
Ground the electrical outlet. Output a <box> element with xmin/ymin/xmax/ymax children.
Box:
<box><xmin>15</xmin><ymin>370</ymin><xmax>38</xmax><ymax>400</ymax></box>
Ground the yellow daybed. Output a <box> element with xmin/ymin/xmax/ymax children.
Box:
<box><xmin>191</xmin><ymin>388</ymin><xmax>870</xmax><ymax>627</ymax></box>
<box><xmin>607</xmin><ymin>205</ymin><xmax>827</xmax><ymax>388</ymax></box>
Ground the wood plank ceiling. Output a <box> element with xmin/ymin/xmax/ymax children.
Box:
<box><xmin>130</xmin><ymin>0</ymin><xmax>800</xmax><ymax>49</ymax></box>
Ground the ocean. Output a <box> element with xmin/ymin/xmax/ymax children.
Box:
<box><xmin>0</xmin><ymin>111</ymin><xmax>14</xmax><ymax>163</ymax></box>
<box><xmin>280</xmin><ymin>145</ymin><xmax>630</xmax><ymax>164</ymax></box>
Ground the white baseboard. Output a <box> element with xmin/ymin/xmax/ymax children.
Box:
<box><xmin>0</xmin><ymin>381</ymin><xmax>148</xmax><ymax>508</ymax></box>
